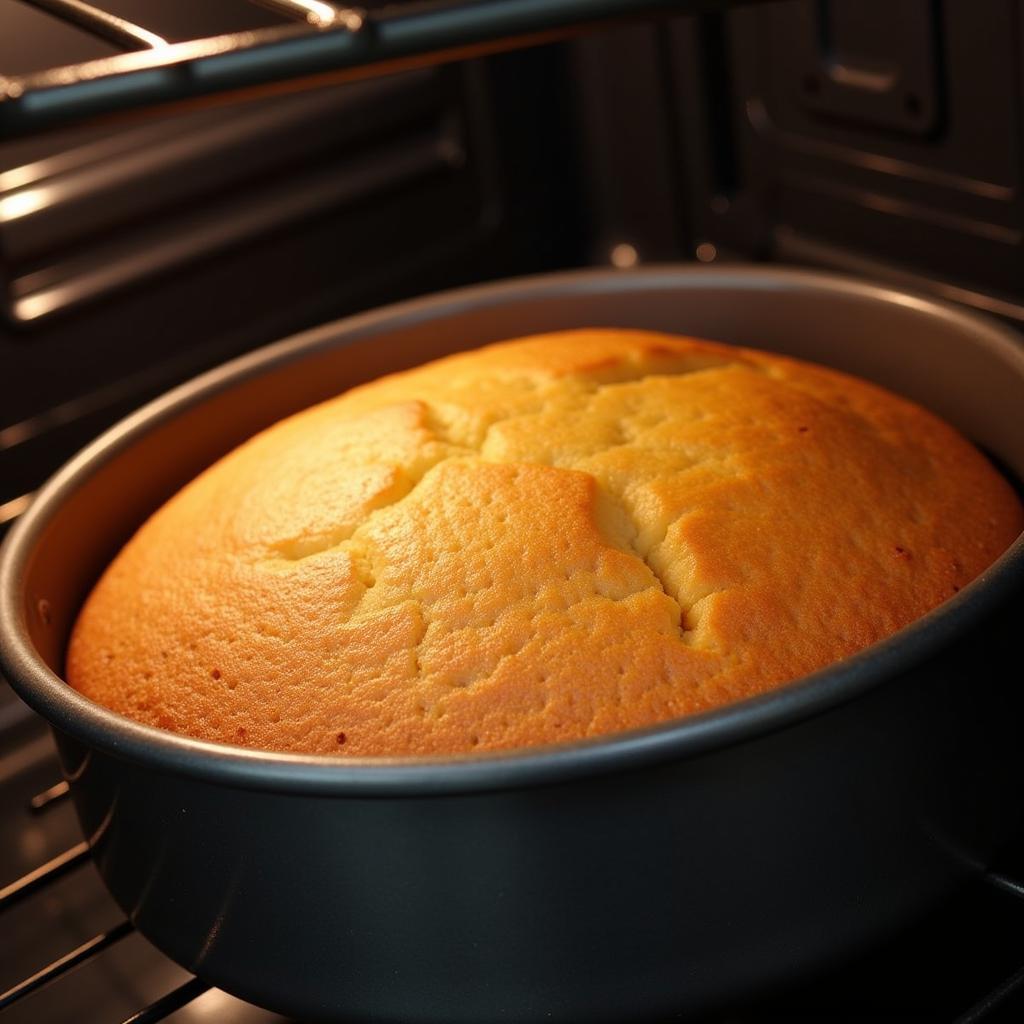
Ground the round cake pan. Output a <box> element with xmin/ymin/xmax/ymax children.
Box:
<box><xmin>1</xmin><ymin>266</ymin><xmax>1023</xmax><ymax>1023</ymax></box>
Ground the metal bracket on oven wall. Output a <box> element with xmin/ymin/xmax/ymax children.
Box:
<box><xmin>0</xmin><ymin>0</ymin><xmax>769</xmax><ymax>140</ymax></box>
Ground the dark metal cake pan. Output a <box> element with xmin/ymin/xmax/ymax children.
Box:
<box><xmin>1</xmin><ymin>266</ymin><xmax>1023</xmax><ymax>1022</ymax></box>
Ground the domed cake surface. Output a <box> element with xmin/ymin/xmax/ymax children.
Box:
<box><xmin>66</xmin><ymin>330</ymin><xmax>1024</xmax><ymax>755</ymax></box>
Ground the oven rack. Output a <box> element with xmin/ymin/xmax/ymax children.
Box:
<box><xmin>1</xmin><ymin>0</ymin><xmax>751</xmax><ymax>139</ymax></box>
<box><xmin>4</xmin><ymin>772</ymin><xmax>1024</xmax><ymax>1022</ymax></box>
<box><xmin>0</xmin><ymin>779</ymin><xmax>213</xmax><ymax>1024</ymax></box>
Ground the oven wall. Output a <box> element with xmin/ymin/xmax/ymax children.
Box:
<box><xmin>0</xmin><ymin>46</ymin><xmax>588</xmax><ymax>526</ymax></box>
<box><xmin>4</xmin><ymin>0</ymin><xmax>1024</xmax><ymax>531</ymax></box>
<box><xmin>662</xmin><ymin>0</ymin><xmax>1024</xmax><ymax>321</ymax></box>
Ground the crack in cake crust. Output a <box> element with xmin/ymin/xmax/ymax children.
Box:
<box><xmin>256</xmin><ymin>360</ymin><xmax>751</xmax><ymax>655</ymax></box>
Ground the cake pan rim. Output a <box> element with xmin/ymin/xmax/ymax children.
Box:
<box><xmin>1</xmin><ymin>263</ymin><xmax>1022</xmax><ymax>796</ymax></box>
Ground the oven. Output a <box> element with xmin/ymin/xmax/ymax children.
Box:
<box><xmin>2</xmin><ymin>2</ymin><xmax>1024</xmax><ymax>1021</ymax></box>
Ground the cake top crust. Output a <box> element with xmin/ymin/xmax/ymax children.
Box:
<box><xmin>66</xmin><ymin>330</ymin><xmax>1024</xmax><ymax>755</ymax></box>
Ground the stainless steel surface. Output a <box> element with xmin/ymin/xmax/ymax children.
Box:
<box><xmin>0</xmin><ymin>918</ymin><xmax>133</xmax><ymax>1010</ymax></box>
<box><xmin>0</xmin><ymin>496</ymin><xmax>31</xmax><ymax>528</ymax></box>
<box><xmin>7</xmin><ymin>121</ymin><xmax>454</xmax><ymax>322</ymax></box>
<box><xmin>0</xmin><ymin>0</ymin><xmax>763</xmax><ymax>138</ymax></box>
<box><xmin>0</xmin><ymin>62</ymin><xmax>458</xmax><ymax>320</ymax></box>
<box><xmin>0</xmin><ymin>838</ymin><xmax>90</xmax><ymax>908</ymax></box>
<box><xmin>120</xmin><ymin>978</ymin><xmax>212</xmax><ymax>1024</ymax></box>
<box><xmin>17</xmin><ymin>0</ymin><xmax>167</xmax><ymax>50</ymax></box>
<box><xmin>28</xmin><ymin>777</ymin><xmax>69</xmax><ymax>809</ymax></box>
<box><xmin>248</xmin><ymin>0</ymin><xmax>362</xmax><ymax>30</ymax></box>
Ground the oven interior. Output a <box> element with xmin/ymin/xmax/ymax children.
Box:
<box><xmin>2</xmin><ymin>1</ymin><xmax>1024</xmax><ymax>1021</ymax></box>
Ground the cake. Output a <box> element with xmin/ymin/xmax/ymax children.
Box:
<box><xmin>66</xmin><ymin>330</ymin><xmax>1024</xmax><ymax>755</ymax></box>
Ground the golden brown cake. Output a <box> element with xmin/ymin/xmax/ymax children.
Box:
<box><xmin>66</xmin><ymin>330</ymin><xmax>1023</xmax><ymax>756</ymax></box>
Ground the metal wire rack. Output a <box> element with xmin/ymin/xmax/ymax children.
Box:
<box><xmin>0</xmin><ymin>0</ymin><xmax>746</xmax><ymax>138</ymax></box>
<box><xmin>0</xmin><ymin>779</ymin><xmax>215</xmax><ymax>1023</ymax></box>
